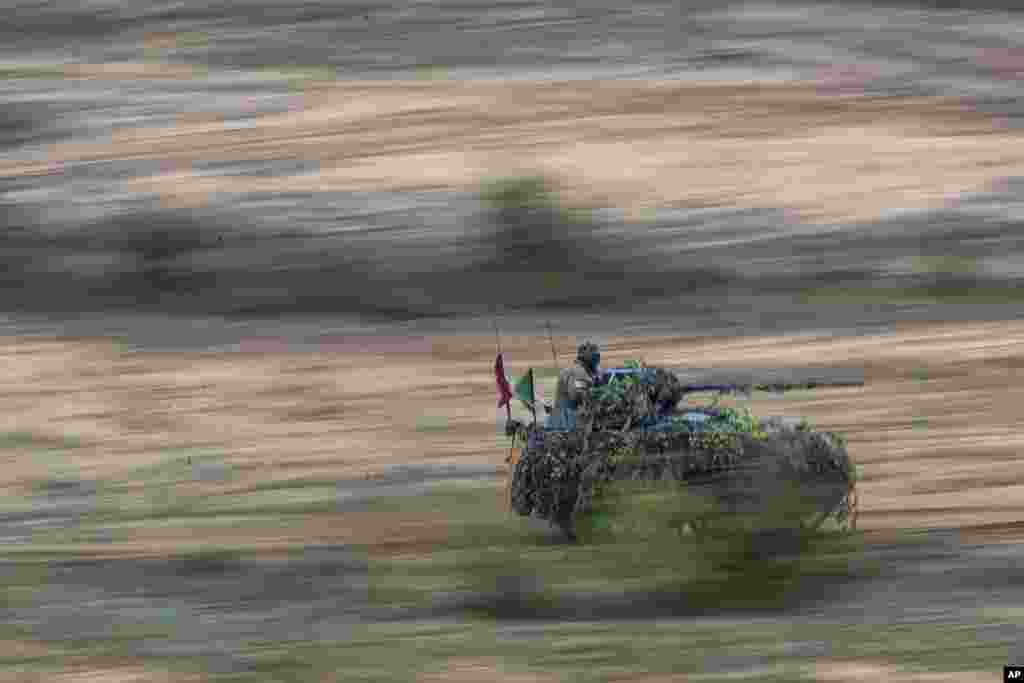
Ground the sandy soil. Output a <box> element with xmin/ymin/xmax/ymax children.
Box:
<box><xmin>2</xmin><ymin>322</ymin><xmax>1022</xmax><ymax>682</ymax></box>
<box><xmin>0</xmin><ymin>648</ymin><xmax>205</xmax><ymax>683</ymax></box>
<box><xmin>815</xmin><ymin>661</ymin><xmax>992</xmax><ymax>683</ymax></box>
<box><xmin>418</xmin><ymin>658</ymin><xmax>562</xmax><ymax>683</ymax></box>
<box><xmin>2</xmin><ymin>319</ymin><xmax>1023</xmax><ymax>560</ymax></box>
<box><xmin>3</xmin><ymin>76</ymin><xmax>1021</xmax><ymax>224</ymax></box>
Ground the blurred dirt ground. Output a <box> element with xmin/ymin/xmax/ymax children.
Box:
<box><xmin>3</xmin><ymin>78</ymin><xmax>1022</xmax><ymax>224</ymax></box>
<box><xmin>2</xmin><ymin>318</ymin><xmax>1023</xmax><ymax>563</ymax></box>
<box><xmin>814</xmin><ymin>661</ymin><xmax>991</xmax><ymax>683</ymax></box>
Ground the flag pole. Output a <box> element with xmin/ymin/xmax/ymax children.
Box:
<box><xmin>493</xmin><ymin>313</ymin><xmax>502</xmax><ymax>356</ymax></box>
<box><xmin>493</xmin><ymin>313</ymin><xmax>517</xmax><ymax>510</ymax></box>
<box><xmin>493</xmin><ymin>312</ymin><xmax>510</xmax><ymax>423</ymax></box>
<box><xmin>545</xmin><ymin>320</ymin><xmax>558</xmax><ymax>371</ymax></box>
<box><xmin>542</xmin><ymin>320</ymin><xmax>559</xmax><ymax>419</ymax></box>
<box><xmin>528</xmin><ymin>367</ymin><xmax>537</xmax><ymax>426</ymax></box>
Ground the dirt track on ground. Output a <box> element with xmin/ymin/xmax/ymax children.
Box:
<box><xmin>2</xmin><ymin>318</ymin><xmax>1022</xmax><ymax>559</ymax></box>
<box><xmin>4</xmin><ymin>77</ymin><xmax>1022</xmax><ymax>224</ymax></box>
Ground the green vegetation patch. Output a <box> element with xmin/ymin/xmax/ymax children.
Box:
<box><xmin>254</xmin><ymin>65</ymin><xmax>337</xmax><ymax>83</ymax></box>
<box><xmin>172</xmin><ymin>547</ymin><xmax>245</xmax><ymax>575</ymax></box>
<box><xmin>415</xmin><ymin>64</ymin><xmax>449</xmax><ymax>80</ymax></box>
<box><xmin>912</xmin><ymin>255</ymin><xmax>979</xmax><ymax>276</ymax></box>
<box><xmin>480</xmin><ymin>176</ymin><xmax>558</xmax><ymax>213</ymax></box>
<box><xmin>52</xmin><ymin>450</ymin><xmax>333</xmax><ymax>527</ymax></box>
<box><xmin>121</xmin><ymin>448</ymin><xmax>225</xmax><ymax>480</ymax></box>
<box><xmin>0</xmin><ymin>64</ymin><xmax>66</xmax><ymax>80</ymax></box>
<box><xmin>0</xmin><ymin>431</ymin><xmax>83</xmax><ymax>450</ymax></box>
<box><xmin>415</xmin><ymin>416</ymin><xmax>451</xmax><ymax>432</ymax></box>
<box><xmin>362</xmin><ymin>478</ymin><xmax>868</xmax><ymax>620</ymax></box>
<box><xmin>479</xmin><ymin>175</ymin><xmax>594</xmax><ymax>227</ymax></box>
<box><xmin>803</xmin><ymin>284</ymin><xmax>1024</xmax><ymax>305</ymax></box>
<box><xmin>177</xmin><ymin>32</ymin><xmax>209</xmax><ymax>49</ymax></box>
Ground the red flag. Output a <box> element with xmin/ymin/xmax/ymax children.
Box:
<box><xmin>495</xmin><ymin>353</ymin><xmax>513</xmax><ymax>409</ymax></box>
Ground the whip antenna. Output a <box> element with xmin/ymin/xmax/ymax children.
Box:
<box><xmin>545</xmin><ymin>320</ymin><xmax>558</xmax><ymax>370</ymax></box>
<box><xmin>493</xmin><ymin>312</ymin><xmax>502</xmax><ymax>356</ymax></box>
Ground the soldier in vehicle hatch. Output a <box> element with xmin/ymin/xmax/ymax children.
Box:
<box><xmin>545</xmin><ymin>342</ymin><xmax>601</xmax><ymax>431</ymax></box>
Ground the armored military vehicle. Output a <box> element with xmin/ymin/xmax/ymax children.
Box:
<box><xmin>505</xmin><ymin>363</ymin><xmax>858</xmax><ymax>542</ymax></box>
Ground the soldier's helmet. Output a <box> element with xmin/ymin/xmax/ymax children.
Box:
<box><xmin>576</xmin><ymin>342</ymin><xmax>600</xmax><ymax>370</ymax></box>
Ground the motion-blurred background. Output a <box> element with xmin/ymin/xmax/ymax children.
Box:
<box><xmin>3</xmin><ymin>0</ymin><xmax>1024</xmax><ymax>340</ymax></box>
<box><xmin>1</xmin><ymin>1</ymin><xmax>1023</xmax><ymax>681</ymax></box>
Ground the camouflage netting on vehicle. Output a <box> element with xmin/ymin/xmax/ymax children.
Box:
<box><xmin>585</xmin><ymin>366</ymin><xmax>685</xmax><ymax>431</ymax></box>
<box><xmin>509</xmin><ymin>423</ymin><xmax>856</xmax><ymax>539</ymax></box>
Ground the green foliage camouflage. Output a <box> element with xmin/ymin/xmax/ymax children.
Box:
<box><xmin>508</xmin><ymin>363</ymin><xmax>857</xmax><ymax>542</ymax></box>
<box><xmin>511</xmin><ymin>427</ymin><xmax>855</xmax><ymax>540</ymax></box>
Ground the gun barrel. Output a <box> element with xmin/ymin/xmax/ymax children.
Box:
<box><xmin>680</xmin><ymin>384</ymin><xmax>748</xmax><ymax>394</ymax></box>
<box><xmin>602</xmin><ymin>368</ymin><xmax>864</xmax><ymax>394</ymax></box>
<box><xmin>680</xmin><ymin>380</ymin><xmax>865</xmax><ymax>394</ymax></box>
<box><xmin>752</xmin><ymin>380</ymin><xmax>865</xmax><ymax>392</ymax></box>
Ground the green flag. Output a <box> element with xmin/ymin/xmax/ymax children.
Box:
<box><xmin>514</xmin><ymin>368</ymin><xmax>535</xmax><ymax>411</ymax></box>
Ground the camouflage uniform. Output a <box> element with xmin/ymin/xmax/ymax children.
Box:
<box><xmin>546</xmin><ymin>343</ymin><xmax>600</xmax><ymax>431</ymax></box>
